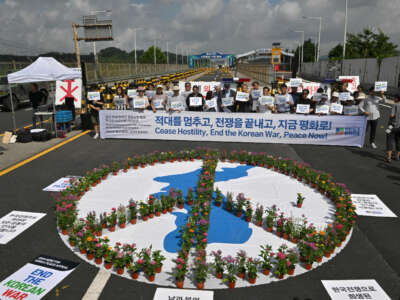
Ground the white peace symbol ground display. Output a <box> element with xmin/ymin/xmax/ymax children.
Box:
<box><xmin>55</xmin><ymin>149</ymin><xmax>355</xmax><ymax>290</ymax></box>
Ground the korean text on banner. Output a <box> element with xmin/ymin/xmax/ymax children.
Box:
<box><xmin>154</xmin><ymin>288</ymin><xmax>213</xmax><ymax>300</ymax></box>
<box><xmin>99</xmin><ymin>110</ymin><xmax>367</xmax><ymax>147</ymax></box>
<box><xmin>321</xmin><ymin>279</ymin><xmax>391</xmax><ymax>300</ymax></box>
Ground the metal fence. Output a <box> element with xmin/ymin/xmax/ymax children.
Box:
<box><xmin>237</xmin><ymin>64</ymin><xmax>292</xmax><ymax>84</ymax></box>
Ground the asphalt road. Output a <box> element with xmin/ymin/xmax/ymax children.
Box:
<box><xmin>0</xmin><ymin>106</ymin><xmax>52</xmax><ymax>134</ymax></box>
<box><xmin>0</xmin><ymin>71</ymin><xmax>399</xmax><ymax>300</ymax></box>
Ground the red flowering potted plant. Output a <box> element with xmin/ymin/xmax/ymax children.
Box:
<box><xmin>128</xmin><ymin>260</ymin><xmax>141</xmax><ymax>279</ymax></box>
<box><xmin>173</xmin><ymin>257</ymin><xmax>188</xmax><ymax>288</ymax></box>
<box><xmin>211</xmin><ymin>250</ymin><xmax>225</xmax><ymax>279</ymax></box>
<box><xmin>113</xmin><ymin>251</ymin><xmax>127</xmax><ymax>275</ymax></box>
<box><xmin>187</xmin><ymin>187</ymin><xmax>194</xmax><ymax>206</ymax></box>
<box><xmin>286</xmin><ymin>249</ymin><xmax>299</xmax><ymax>275</ymax></box>
<box><xmin>152</xmin><ymin>250</ymin><xmax>166</xmax><ymax>273</ymax></box>
<box><xmin>222</xmin><ymin>256</ymin><xmax>237</xmax><ymax>288</ymax></box>
<box><xmin>128</xmin><ymin>199</ymin><xmax>137</xmax><ymax>224</ymax></box>
<box><xmin>104</xmin><ymin>249</ymin><xmax>115</xmax><ymax>269</ymax></box>
<box><xmin>259</xmin><ymin>244</ymin><xmax>273</xmax><ymax>275</ymax></box>
<box><xmin>235</xmin><ymin>250</ymin><xmax>247</xmax><ymax>279</ymax></box>
<box><xmin>117</xmin><ymin>205</ymin><xmax>127</xmax><ymax>228</ymax></box>
<box><xmin>273</xmin><ymin>246</ymin><xmax>289</xmax><ymax>279</ymax></box>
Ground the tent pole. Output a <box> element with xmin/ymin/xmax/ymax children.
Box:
<box><xmin>53</xmin><ymin>82</ymin><xmax>57</xmax><ymax>138</ymax></box>
<box><xmin>9</xmin><ymin>85</ymin><xmax>17</xmax><ymax>133</ymax></box>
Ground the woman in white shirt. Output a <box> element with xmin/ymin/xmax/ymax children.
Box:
<box><xmin>151</xmin><ymin>85</ymin><xmax>168</xmax><ymax>111</ymax></box>
<box><xmin>132</xmin><ymin>87</ymin><xmax>153</xmax><ymax>112</ymax></box>
<box><xmin>257</xmin><ymin>87</ymin><xmax>275</xmax><ymax>114</ymax></box>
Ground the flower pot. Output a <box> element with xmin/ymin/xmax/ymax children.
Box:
<box><xmin>101</xmin><ymin>223</ymin><xmax>107</xmax><ymax>229</ymax></box>
<box><xmin>130</xmin><ymin>218</ymin><xmax>137</xmax><ymax>224</ymax></box>
<box><xmin>248</xmin><ymin>277</ymin><xmax>256</xmax><ymax>284</ymax></box>
<box><xmin>123</xmin><ymin>169</ymin><xmax>128</xmax><ymax>173</ymax></box>
<box><xmin>149</xmin><ymin>213</ymin><xmax>154</xmax><ymax>219</ymax></box>
<box><xmin>216</xmin><ymin>272</ymin><xmax>223</xmax><ymax>279</ymax></box>
<box><xmin>277</xmin><ymin>274</ymin><xmax>284</xmax><ymax>279</ymax></box>
<box><xmin>296</xmin><ymin>203</ymin><xmax>302</xmax><ymax>208</ymax></box>
<box><xmin>288</xmin><ymin>268</ymin><xmax>295</xmax><ymax>275</ymax></box>
<box><xmin>142</xmin><ymin>216</ymin><xmax>148</xmax><ymax>221</ymax></box>
<box><xmin>197</xmin><ymin>282</ymin><xmax>204</xmax><ymax>290</ymax></box>
<box><xmin>227</xmin><ymin>206</ymin><xmax>232</xmax><ymax>212</ymax></box>
<box><xmin>91</xmin><ymin>182</ymin><xmax>97</xmax><ymax>187</ymax></box>
<box><xmin>87</xmin><ymin>253</ymin><xmax>94</xmax><ymax>260</ymax></box>
<box><xmin>188</xmin><ymin>201</ymin><xmax>193</xmax><ymax>206</ymax></box>
<box><xmin>283</xmin><ymin>233</ymin><xmax>289</xmax><ymax>240</ymax></box>
<box><xmin>61</xmin><ymin>229</ymin><xmax>68</xmax><ymax>235</ymax></box>
<box><xmin>162</xmin><ymin>209</ymin><xmax>167</xmax><ymax>214</ymax></box>
<box><xmin>305</xmin><ymin>264</ymin><xmax>312</xmax><ymax>270</ymax></box>
<box><xmin>228</xmin><ymin>281</ymin><xmax>236</xmax><ymax>289</ymax></box>
<box><xmin>316</xmin><ymin>257</ymin><xmax>322</xmax><ymax>263</ymax></box>
<box><xmin>277</xmin><ymin>231</ymin><xmax>283</xmax><ymax>237</ymax></box>
<box><xmin>117</xmin><ymin>268</ymin><xmax>124</xmax><ymax>275</ymax></box>
<box><xmin>69</xmin><ymin>240</ymin><xmax>76</xmax><ymax>247</ymax></box>
<box><xmin>109</xmin><ymin>226</ymin><xmax>115</xmax><ymax>232</ymax></box>
<box><xmin>215</xmin><ymin>202</ymin><xmax>221</xmax><ymax>207</ymax></box>
<box><xmin>324</xmin><ymin>252</ymin><xmax>331</xmax><ymax>258</ymax></box>
<box><xmin>119</xmin><ymin>223</ymin><xmax>126</xmax><ymax>229</ymax></box>
<box><xmin>256</xmin><ymin>221</ymin><xmax>262</xmax><ymax>227</ymax></box>
<box><xmin>176</xmin><ymin>280</ymin><xmax>184</xmax><ymax>289</ymax></box>
<box><xmin>262</xmin><ymin>269</ymin><xmax>270</xmax><ymax>276</ymax></box>
<box><xmin>133</xmin><ymin>166</ymin><xmax>138</xmax><ymax>170</ymax></box>
<box><xmin>178</xmin><ymin>204</ymin><xmax>184</xmax><ymax>209</ymax></box>
<box><xmin>95</xmin><ymin>231</ymin><xmax>102</xmax><ymax>237</ymax></box>
<box><xmin>238</xmin><ymin>272</ymin><xmax>245</xmax><ymax>279</ymax></box>
<box><xmin>337</xmin><ymin>242</ymin><xmax>342</xmax><ymax>247</ymax></box>
<box><xmin>240</xmin><ymin>161</ymin><xmax>245</xmax><ymax>165</ymax></box>
<box><xmin>105</xmin><ymin>262</ymin><xmax>112</xmax><ymax>269</ymax></box>
<box><xmin>155</xmin><ymin>211</ymin><xmax>161</xmax><ymax>217</ymax></box>
<box><xmin>95</xmin><ymin>257</ymin><xmax>103</xmax><ymax>265</ymax></box>
<box><xmin>291</xmin><ymin>237</ymin><xmax>298</xmax><ymax>244</ymax></box>
<box><xmin>156</xmin><ymin>266</ymin><xmax>162</xmax><ymax>273</ymax></box>
<box><xmin>236</xmin><ymin>212</ymin><xmax>242</xmax><ymax>218</ymax></box>
<box><xmin>102</xmin><ymin>176</ymin><xmax>107</xmax><ymax>180</ymax></box>
<box><xmin>300</xmin><ymin>256</ymin><xmax>306</xmax><ymax>262</ymax></box>
<box><xmin>266</xmin><ymin>227</ymin><xmax>273</xmax><ymax>232</ymax></box>
<box><xmin>298</xmin><ymin>177</ymin><xmax>303</xmax><ymax>182</ymax></box>
<box><xmin>131</xmin><ymin>272</ymin><xmax>139</xmax><ymax>279</ymax></box>
<box><xmin>80</xmin><ymin>248</ymin><xmax>86</xmax><ymax>254</ymax></box>
<box><xmin>113</xmin><ymin>172</ymin><xmax>118</xmax><ymax>176</ymax></box>
<box><xmin>148</xmin><ymin>275</ymin><xmax>155</xmax><ymax>282</ymax></box>
<box><xmin>168</xmin><ymin>207</ymin><xmax>173</xmax><ymax>212</ymax></box>
<box><xmin>141</xmin><ymin>164</ymin><xmax>146</xmax><ymax>168</ymax></box>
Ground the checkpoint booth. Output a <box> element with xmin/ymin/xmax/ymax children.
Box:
<box><xmin>188</xmin><ymin>52</ymin><xmax>235</xmax><ymax>69</ymax></box>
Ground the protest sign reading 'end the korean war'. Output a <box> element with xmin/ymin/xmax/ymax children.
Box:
<box><xmin>321</xmin><ymin>279</ymin><xmax>391</xmax><ymax>300</ymax></box>
<box><xmin>0</xmin><ymin>211</ymin><xmax>46</xmax><ymax>244</ymax></box>
<box><xmin>0</xmin><ymin>255</ymin><xmax>79</xmax><ymax>300</ymax></box>
<box><xmin>153</xmin><ymin>288</ymin><xmax>213</xmax><ymax>300</ymax></box>
<box><xmin>100</xmin><ymin>111</ymin><xmax>367</xmax><ymax>147</ymax></box>
<box><xmin>351</xmin><ymin>194</ymin><xmax>397</xmax><ymax>217</ymax></box>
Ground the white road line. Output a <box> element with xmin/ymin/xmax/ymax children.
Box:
<box><xmin>82</xmin><ymin>269</ymin><xmax>111</xmax><ymax>300</ymax></box>
<box><xmin>24</xmin><ymin>108</ymin><xmax>32</xmax><ymax>111</ymax></box>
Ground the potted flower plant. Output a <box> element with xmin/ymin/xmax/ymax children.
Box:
<box><xmin>152</xmin><ymin>250</ymin><xmax>166</xmax><ymax>273</ymax></box>
<box><xmin>273</xmin><ymin>245</ymin><xmax>289</xmax><ymax>279</ymax></box>
<box><xmin>214</xmin><ymin>188</ymin><xmax>223</xmax><ymax>207</ymax></box>
<box><xmin>259</xmin><ymin>244</ymin><xmax>273</xmax><ymax>275</ymax></box>
<box><xmin>187</xmin><ymin>188</ymin><xmax>194</xmax><ymax>206</ymax></box>
<box><xmin>173</xmin><ymin>257</ymin><xmax>188</xmax><ymax>288</ymax></box>
<box><xmin>226</xmin><ymin>192</ymin><xmax>233</xmax><ymax>211</ymax></box>
<box><xmin>107</xmin><ymin>209</ymin><xmax>117</xmax><ymax>232</ymax></box>
<box><xmin>113</xmin><ymin>251</ymin><xmax>127</xmax><ymax>275</ymax></box>
<box><xmin>236</xmin><ymin>250</ymin><xmax>247</xmax><ymax>278</ymax></box>
<box><xmin>117</xmin><ymin>205</ymin><xmax>127</xmax><ymax>228</ymax></box>
<box><xmin>128</xmin><ymin>261</ymin><xmax>141</xmax><ymax>279</ymax></box>
<box><xmin>128</xmin><ymin>199</ymin><xmax>137</xmax><ymax>224</ymax></box>
<box><xmin>297</xmin><ymin>193</ymin><xmax>305</xmax><ymax>208</ymax></box>
<box><xmin>222</xmin><ymin>256</ymin><xmax>237</xmax><ymax>288</ymax></box>
<box><xmin>246</xmin><ymin>258</ymin><xmax>260</xmax><ymax>284</ymax></box>
<box><xmin>245</xmin><ymin>202</ymin><xmax>253</xmax><ymax>222</ymax></box>
<box><xmin>111</xmin><ymin>161</ymin><xmax>120</xmax><ymax>175</ymax></box>
<box><xmin>211</xmin><ymin>250</ymin><xmax>225</xmax><ymax>279</ymax></box>
<box><xmin>265</xmin><ymin>205</ymin><xmax>278</xmax><ymax>232</ymax></box>
<box><xmin>154</xmin><ymin>200</ymin><xmax>162</xmax><ymax>217</ymax></box>
<box><xmin>139</xmin><ymin>203</ymin><xmax>149</xmax><ymax>221</ymax></box>
<box><xmin>235</xmin><ymin>193</ymin><xmax>247</xmax><ymax>217</ymax></box>
<box><xmin>192</xmin><ymin>259</ymin><xmax>208</xmax><ymax>289</ymax></box>
<box><xmin>255</xmin><ymin>204</ymin><xmax>263</xmax><ymax>226</ymax></box>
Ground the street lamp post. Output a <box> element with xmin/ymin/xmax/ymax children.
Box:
<box><xmin>342</xmin><ymin>0</ymin><xmax>348</xmax><ymax>74</ymax></box>
<box><xmin>303</xmin><ymin>16</ymin><xmax>322</xmax><ymax>62</ymax></box>
<box><xmin>294</xmin><ymin>30</ymin><xmax>304</xmax><ymax>72</ymax></box>
<box><xmin>133</xmin><ymin>28</ymin><xmax>143</xmax><ymax>74</ymax></box>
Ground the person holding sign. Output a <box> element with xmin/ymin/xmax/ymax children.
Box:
<box><xmin>204</xmin><ymin>91</ymin><xmax>218</xmax><ymax>112</ymax></box>
<box><xmin>250</xmin><ymin>81</ymin><xmax>261</xmax><ymax>112</ymax></box>
<box><xmin>133</xmin><ymin>86</ymin><xmax>152</xmax><ymax>112</ymax></box>
<box><xmin>145</xmin><ymin>84</ymin><xmax>155</xmax><ymax>103</ymax></box>
<box><xmin>276</xmin><ymin>84</ymin><xmax>294</xmax><ymax>114</ymax></box>
<box><xmin>115</xmin><ymin>86</ymin><xmax>129</xmax><ymax>109</ymax></box>
<box><xmin>167</xmin><ymin>86</ymin><xmax>187</xmax><ymax>112</ymax></box>
<box><xmin>359</xmin><ymin>87</ymin><xmax>386</xmax><ymax>148</ymax></box>
<box><xmin>151</xmin><ymin>85</ymin><xmax>167</xmax><ymax>111</ymax></box>
<box><xmin>296</xmin><ymin>89</ymin><xmax>314</xmax><ymax>114</ymax></box>
<box><xmin>88</xmin><ymin>89</ymin><xmax>104</xmax><ymax>139</ymax></box>
<box><xmin>315</xmin><ymin>93</ymin><xmax>330</xmax><ymax>116</ymax></box>
<box><xmin>218</xmin><ymin>83</ymin><xmax>236</xmax><ymax>113</ymax></box>
<box><xmin>257</xmin><ymin>87</ymin><xmax>275</xmax><ymax>114</ymax></box>
<box><xmin>181</xmin><ymin>82</ymin><xmax>192</xmax><ymax>99</ymax></box>
<box><xmin>385</xmin><ymin>95</ymin><xmax>400</xmax><ymax>162</ymax></box>
<box><xmin>236</xmin><ymin>83</ymin><xmax>252</xmax><ymax>112</ymax></box>
<box><xmin>164</xmin><ymin>81</ymin><xmax>174</xmax><ymax>97</ymax></box>
<box><xmin>186</xmin><ymin>85</ymin><xmax>204</xmax><ymax>112</ymax></box>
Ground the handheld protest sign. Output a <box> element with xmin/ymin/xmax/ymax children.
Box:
<box><xmin>189</xmin><ymin>97</ymin><xmax>202</xmax><ymax>107</ymax></box>
<box><xmin>330</xmin><ymin>103</ymin><xmax>343</xmax><ymax>114</ymax></box>
<box><xmin>251</xmin><ymin>90</ymin><xmax>261</xmax><ymax>99</ymax></box>
<box><xmin>205</xmin><ymin>98</ymin><xmax>217</xmax><ymax>109</ymax></box>
<box><xmin>339</xmin><ymin>92</ymin><xmax>351</xmax><ymax>101</ymax></box>
<box><xmin>289</xmin><ymin>78</ymin><xmax>302</xmax><ymax>87</ymax></box>
<box><xmin>133</xmin><ymin>99</ymin><xmax>146</xmax><ymax>109</ymax></box>
<box><xmin>87</xmin><ymin>92</ymin><xmax>100</xmax><ymax>101</ymax></box>
<box><xmin>259</xmin><ymin>96</ymin><xmax>274</xmax><ymax>106</ymax></box>
<box><xmin>170</xmin><ymin>101</ymin><xmax>183</xmax><ymax>111</ymax></box>
<box><xmin>275</xmin><ymin>95</ymin><xmax>288</xmax><ymax>105</ymax></box>
<box><xmin>316</xmin><ymin>105</ymin><xmax>330</xmax><ymax>115</ymax></box>
<box><xmin>235</xmin><ymin>92</ymin><xmax>249</xmax><ymax>102</ymax></box>
<box><xmin>127</xmin><ymin>89</ymin><xmax>137</xmax><ymax>97</ymax></box>
<box><xmin>313</xmin><ymin>93</ymin><xmax>322</xmax><ymax>102</ymax></box>
<box><xmin>343</xmin><ymin>105</ymin><xmax>359</xmax><ymax>116</ymax></box>
<box><xmin>222</xmin><ymin>97</ymin><xmax>234</xmax><ymax>107</ymax></box>
<box><xmin>374</xmin><ymin>81</ymin><xmax>387</xmax><ymax>92</ymax></box>
<box><xmin>153</xmin><ymin>99</ymin><xmax>164</xmax><ymax>109</ymax></box>
<box><xmin>296</xmin><ymin>104</ymin><xmax>310</xmax><ymax>114</ymax></box>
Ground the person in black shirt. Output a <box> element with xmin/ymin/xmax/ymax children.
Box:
<box><xmin>296</xmin><ymin>89</ymin><xmax>314</xmax><ymax>114</ymax></box>
<box><xmin>186</xmin><ymin>85</ymin><xmax>204</xmax><ymax>112</ymax></box>
<box><xmin>89</xmin><ymin>93</ymin><xmax>104</xmax><ymax>139</ymax></box>
<box><xmin>290</xmin><ymin>86</ymin><xmax>301</xmax><ymax>107</ymax></box>
<box><xmin>29</xmin><ymin>83</ymin><xmax>45</xmax><ymax>129</ymax></box>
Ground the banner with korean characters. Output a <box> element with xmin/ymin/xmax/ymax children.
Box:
<box><xmin>100</xmin><ymin>110</ymin><xmax>367</xmax><ymax>147</ymax></box>
<box><xmin>0</xmin><ymin>255</ymin><xmax>79</xmax><ymax>300</ymax></box>
<box><xmin>321</xmin><ymin>279</ymin><xmax>391</xmax><ymax>300</ymax></box>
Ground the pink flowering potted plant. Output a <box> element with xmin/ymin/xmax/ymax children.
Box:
<box><xmin>259</xmin><ymin>244</ymin><xmax>273</xmax><ymax>275</ymax></box>
<box><xmin>222</xmin><ymin>255</ymin><xmax>237</xmax><ymax>288</ymax></box>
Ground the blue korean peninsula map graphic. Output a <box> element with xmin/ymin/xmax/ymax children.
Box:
<box><xmin>152</xmin><ymin>165</ymin><xmax>255</xmax><ymax>253</ymax></box>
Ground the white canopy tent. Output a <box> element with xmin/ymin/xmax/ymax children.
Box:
<box><xmin>7</xmin><ymin>57</ymin><xmax>81</xmax><ymax>134</ymax></box>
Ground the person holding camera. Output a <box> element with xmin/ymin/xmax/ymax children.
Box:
<box><xmin>385</xmin><ymin>95</ymin><xmax>400</xmax><ymax>163</ymax></box>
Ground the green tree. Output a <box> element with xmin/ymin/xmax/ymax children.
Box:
<box><xmin>139</xmin><ymin>46</ymin><xmax>167</xmax><ymax>64</ymax></box>
<box><xmin>292</xmin><ymin>39</ymin><xmax>317</xmax><ymax>72</ymax></box>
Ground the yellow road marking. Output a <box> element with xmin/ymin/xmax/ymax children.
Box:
<box><xmin>0</xmin><ymin>119</ymin><xmax>51</xmax><ymax>137</ymax></box>
<box><xmin>0</xmin><ymin>130</ymin><xmax>90</xmax><ymax>177</ymax></box>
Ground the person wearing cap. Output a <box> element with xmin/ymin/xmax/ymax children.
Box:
<box><xmin>218</xmin><ymin>83</ymin><xmax>236</xmax><ymax>113</ymax></box>
<box><xmin>250</xmin><ymin>81</ymin><xmax>261</xmax><ymax>112</ymax></box>
<box><xmin>151</xmin><ymin>85</ymin><xmax>168</xmax><ymax>111</ymax></box>
<box><xmin>167</xmin><ymin>86</ymin><xmax>187</xmax><ymax>112</ymax></box>
<box><xmin>329</xmin><ymin>91</ymin><xmax>342</xmax><ymax>115</ymax></box>
<box><xmin>359</xmin><ymin>87</ymin><xmax>386</xmax><ymax>149</ymax></box>
<box><xmin>314</xmin><ymin>91</ymin><xmax>330</xmax><ymax>116</ymax></box>
<box><xmin>276</xmin><ymin>84</ymin><xmax>294</xmax><ymax>114</ymax></box>
<box><xmin>186</xmin><ymin>85</ymin><xmax>204</xmax><ymax>112</ymax></box>
<box><xmin>132</xmin><ymin>86</ymin><xmax>152</xmax><ymax>112</ymax></box>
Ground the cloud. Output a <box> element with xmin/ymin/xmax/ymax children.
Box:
<box><xmin>0</xmin><ymin>0</ymin><xmax>398</xmax><ymax>57</ymax></box>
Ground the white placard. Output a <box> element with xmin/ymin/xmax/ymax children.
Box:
<box><xmin>374</xmin><ymin>81</ymin><xmax>387</xmax><ymax>92</ymax></box>
<box><xmin>43</xmin><ymin>178</ymin><xmax>72</xmax><ymax>192</ymax></box>
<box><xmin>251</xmin><ymin>90</ymin><xmax>261</xmax><ymax>99</ymax></box>
<box><xmin>55</xmin><ymin>79</ymin><xmax>82</xmax><ymax>108</ymax></box>
<box><xmin>235</xmin><ymin>92</ymin><xmax>249</xmax><ymax>102</ymax></box>
<box><xmin>222</xmin><ymin>97</ymin><xmax>234</xmax><ymax>106</ymax></box>
<box><xmin>87</xmin><ymin>92</ymin><xmax>100</xmax><ymax>101</ymax></box>
<box><xmin>153</xmin><ymin>99</ymin><xmax>164</xmax><ymax>109</ymax></box>
<box><xmin>339</xmin><ymin>92</ymin><xmax>351</xmax><ymax>101</ymax></box>
<box><xmin>165</xmin><ymin>90</ymin><xmax>174</xmax><ymax>97</ymax></box>
<box><xmin>0</xmin><ymin>211</ymin><xmax>46</xmax><ymax>244</ymax></box>
<box><xmin>351</xmin><ymin>194</ymin><xmax>397</xmax><ymax>217</ymax></box>
<box><xmin>313</xmin><ymin>93</ymin><xmax>322</xmax><ymax>102</ymax></box>
<box><xmin>259</xmin><ymin>96</ymin><xmax>274</xmax><ymax>106</ymax></box>
<box><xmin>0</xmin><ymin>255</ymin><xmax>79</xmax><ymax>300</ymax></box>
<box><xmin>290</xmin><ymin>78</ymin><xmax>302</xmax><ymax>87</ymax></box>
<box><xmin>321</xmin><ymin>280</ymin><xmax>391</xmax><ymax>300</ymax></box>
<box><xmin>133</xmin><ymin>99</ymin><xmax>146</xmax><ymax>109</ymax></box>
<box><xmin>171</xmin><ymin>101</ymin><xmax>183</xmax><ymax>111</ymax></box>
<box><xmin>330</xmin><ymin>103</ymin><xmax>343</xmax><ymax>114</ymax></box>
<box><xmin>296</xmin><ymin>104</ymin><xmax>310</xmax><ymax>114</ymax></box>
<box><xmin>189</xmin><ymin>97</ymin><xmax>202</xmax><ymax>107</ymax></box>
<box><xmin>205</xmin><ymin>98</ymin><xmax>217</xmax><ymax>109</ymax></box>
<box><xmin>339</xmin><ymin>76</ymin><xmax>360</xmax><ymax>93</ymax></box>
<box><xmin>153</xmin><ymin>288</ymin><xmax>213</xmax><ymax>300</ymax></box>
<box><xmin>316</xmin><ymin>105</ymin><xmax>330</xmax><ymax>114</ymax></box>
<box><xmin>275</xmin><ymin>95</ymin><xmax>288</xmax><ymax>105</ymax></box>
<box><xmin>145</xmin><ymin>90</ymin><xmax>155</xmax><ymax>98</ymax></box>
<box><xmin>343</xmin><ymin>105</ymin><xmax>359</xmax><ymax>116</ymax></box>
<box><xmin>114</xmin><ymin>96</ymin><xmax>125</xmax><ymax>107</ymax></box>
<box><xmin>127</xmin><ymin>89</ymin><xmax>137</xmax><ymax>97</ymax></box>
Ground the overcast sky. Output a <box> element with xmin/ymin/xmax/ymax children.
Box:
<box><xmin>0</xmin><ymin>0</ymin><xmax>399</xmax><ymax>57</ymax></box>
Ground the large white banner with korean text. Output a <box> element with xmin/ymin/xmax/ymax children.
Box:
<box><xmin>100</xmin><ymin>110</ymin><xmax>367</xmax><ymax>147</ymax></box>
